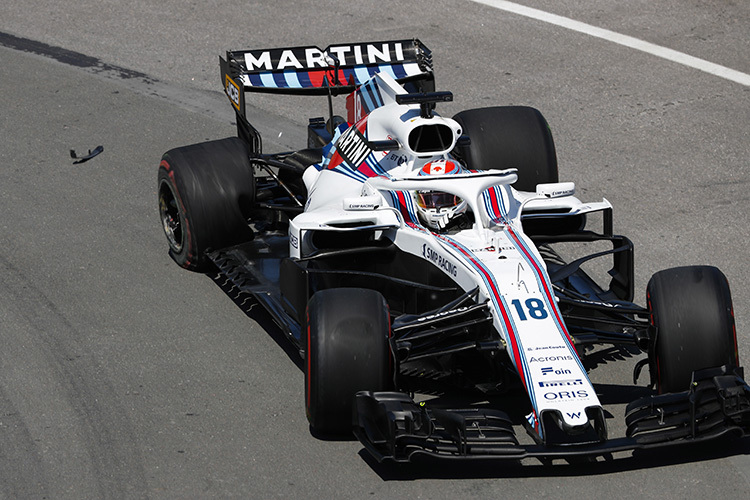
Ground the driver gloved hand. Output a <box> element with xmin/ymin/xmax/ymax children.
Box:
<box><xmin>435</xmin><ymin>212</ymin><xmax>452</xmax><ymax>230</ymax></box>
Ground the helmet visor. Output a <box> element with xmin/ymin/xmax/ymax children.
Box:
<box><xmin>416</xmin><ymin>191</ymin><xmax>460</xmax><ymax>209</ymax></box>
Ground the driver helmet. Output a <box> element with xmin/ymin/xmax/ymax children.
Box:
<box><xmin>413</xmin><ymin>159</ymin><xmax>468</xmax><ymax>230</ymax></box>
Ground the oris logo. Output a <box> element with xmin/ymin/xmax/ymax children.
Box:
<box><xmin>543</xmin><ymin>390</ymin><xmax>589</xmax><ymax>400</ymax></box>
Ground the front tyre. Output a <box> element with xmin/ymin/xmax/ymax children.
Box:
<box><xmin>305</xmin><ymin>288</ymin><xmax>392</xmax><ymax>435</ymax></box>
<box><xmin>647</xmin><ymin>266</ymin><xmax>738</xmax><ymax>393</ymax></box>
<box><xmin>157</xmin><ymin>137</ymin><xmax>255</xmax><ymax>271</ymax></box>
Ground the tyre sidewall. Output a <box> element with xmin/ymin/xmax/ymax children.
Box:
<box><xmin>305</xmin><ymin>288</ymin><xmax>392</xmax><ymax>435</ymax></box>
<box><xmin>158</xmin><ymin>162</ymin><xmax>200</xmax><ymax>269</ymax></box>
<box><xmin>157</xmin><ymin>137</ymin><xmax>255</xmax><ymax>270</ymax></box>
<box><xmin>648</xmin><ymin>265</ymin><xmax>737</xmax><ymax>393</ymax></box>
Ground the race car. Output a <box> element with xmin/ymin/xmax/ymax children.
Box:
<box><xmin>157</xmin><ymin>39</ymin><xmax>750</xmax><ymax>463</ymax></box>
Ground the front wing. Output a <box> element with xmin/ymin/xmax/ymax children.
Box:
<box><xmin>354</xmin><ymin>365</ymin><xmax>750</xmax><ymax>463</ymax></box>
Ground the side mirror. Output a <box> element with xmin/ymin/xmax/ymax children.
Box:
<box><xmin>536</xmin><ymin>182</ymin><xmax>575</xmax><ymax>198</ymax></box>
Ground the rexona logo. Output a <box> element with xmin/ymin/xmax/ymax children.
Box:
<box><xmin>538</xmin><ymin>379</ymin><xmax>584</xmax><ymax>388</ymax></box>
<box><xmin>243</xmin><ymin>42</ymin><xmax>408</xmax><ymax>71</ymax></box>
<box><xmin>543</xmin><ymin>390</ymin><xmax>589</xmax><ymax>400</ymax></box>
<box><xmin>336</xmin><ymin>127</ymin><xmax>371</xmax><ymax>167</ymax></box>
<box><xmin>422</xmin><ymin>244</ymin><xmax>458</xmax><ymax>277</ymax></box>
<box><xmin>529</xmin><ymin>355</ymin><xmax>574</xmax><ymax>363</ymax></box>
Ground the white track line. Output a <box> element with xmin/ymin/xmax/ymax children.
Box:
<box><xmin>472</xmin><ymin>0</ymin><xmax>750</xmax><ymax>87</ymax></box>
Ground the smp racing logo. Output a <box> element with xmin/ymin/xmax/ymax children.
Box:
<box><xmin>422</xmin><ymin>244</ymin><xmax>457</xmax><ymax>277</ymax></box>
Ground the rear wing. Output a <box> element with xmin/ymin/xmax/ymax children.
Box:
<box><xmin>219</xmin><ymin>39</ymin><xmax>435</xmax><ymax>153</ymax></box>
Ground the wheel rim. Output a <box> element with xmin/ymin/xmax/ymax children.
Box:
<box><xmin>158</xmin><ymin>180</ymin><xmax>184</xmax><ymax>252</ymax></box>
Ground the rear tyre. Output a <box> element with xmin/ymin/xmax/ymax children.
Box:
<box><xmin>647</xmin><ymin>265</ymin><xmax>738</xmax><ymax>393</ymax></box>
<box><xmin>452</xmin><ymin>106</ymin><xmax>558</xmax><ymax>192</ymax></box>
<box><xmin>305</xmin><ymin>288</ymin><xmax>392</xmax><ymax>435</ymax></box>
<box><xmin>157</xmin><ymin>137</ymin><xmax>255</xmax><ymax>271</ymax></box>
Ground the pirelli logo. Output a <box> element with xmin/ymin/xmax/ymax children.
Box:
<box><xmin>538</xmin><ymin>379</ymin><xmax>584</xmax><ymax>388</ymax></box>
<box><xmin>336</xmin><ymin>127</ymin><xmax>370</xmax><ymax>167</ymax></box>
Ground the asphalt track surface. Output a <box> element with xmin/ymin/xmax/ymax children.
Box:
<box><xmin>1</xmin><ymin>1</ymin><xmax>749</xmax><ymax>498</ymax></box>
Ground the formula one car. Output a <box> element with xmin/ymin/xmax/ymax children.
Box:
<box><xmin>157</xmin><ymin>39</ymin><xmax>750</xmax><ymax>463</ymax></box>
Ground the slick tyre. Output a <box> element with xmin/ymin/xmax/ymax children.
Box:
<box><xmin>157</xmin><ymin>137</ymin><xmax>255</xmax><ymax>271</ymax></box>
<box><xmin>647</xmin><ymin>266</ymin><xmax>738</xmax><ymax>394</ymax></box>
<box><xmin>305</xmin><ymin>288</ymin><xmax>392</xmax><ymax>435</ymax></box>
<box><xmin>452</xmin><ymin>106</ymin><xmax>558</xmax><ymax>192</ymax></box>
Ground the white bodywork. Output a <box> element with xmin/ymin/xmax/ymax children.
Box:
<box><xmin>289</xmin><ymin>73</ymin><xmax>614</xmax><ymax>438</ymax></box>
